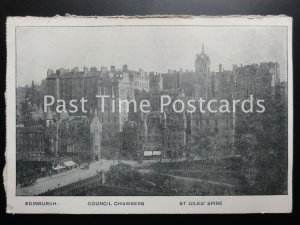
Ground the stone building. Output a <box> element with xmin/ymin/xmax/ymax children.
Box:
<box><xmin>56</xmin><ymin>116</ymin><xmax>91</xmax><ymax>162</ymax></box>
<box><xmin>121</xmin><ymin>120</ymin><xmax>139</xmax><ymax>159</ymax></box>
<box><xmin>97</xmin><ymin>68</ymin><xmax>134</xmax><ymax>141</ymax></box>
<box><xmin>41</xmin><ymin>44</ymin><xmax>282</xmax><ymax>161</ymax></box>
<box><xmin>124</xmin><ymin>108</ymin><xmax>188</xmax><ymax>160</ymax></box>
<box><xmin>16</xmin><ymin>86</ymin><xmax>26</xmax><ymax>114</ymax></box>
<box><xmin>37</xmin><ymin>106</ymin><xmax>103</xmax><ymax>163</ymax></box>
<box><xmin>149</xmin><ymin>72</ymin><xmax>163</xmax><ymax>92</ymax></box>
<box><xmin>190</xmin><ymin>110</ymin><xmax>235</xmax><ymax>158</ymax></box>
<box><xmin>138</xmin><ymin>111</ymin><xmax>166</xmax><ymax>159</ymax></box>
<box><xmin>46</xmin><ymin>65</ymin><xmax>150</xmax><ymax>142</ymax></box>
<box><xmin>234</xmin><ymin>62</ymin><xmax>280</xmax><ymax>100</ymax></box>
<box><xmin>16</xmin><ymin>124</ymin><xmax>46</xmax><ymax>160</ymax></box>
<box><xmin>160</xmin><ymin>45</ymin><xmax>236</xmax><ymax>158</ymax></box>
<box><xmin>164</xmin><ymin>110</ymin><xmax>187</xmax><ymax>158</ymax></box>
<box><xmin>162</xmin><ymin>70</ymin><xmax>180</xmax><ymax>91</ymax></box>
<box><xmin>46</xmin><ymin>67</ymin><xmax>101</xmax><ymax>112</ymax></box>
<box><xmin>96</xmin><ymin>65</ymin><xmax>150</xmax><ymax>141</ymax></box>
<box><xmin>232</xmin><ymin>62</ymin><xmax>281</xmax><ymax>156</ymax></box>
<box><xmin>16</xmin><ymin>124</ymin><xmax>48</xmax><ymax>180</ymax></box>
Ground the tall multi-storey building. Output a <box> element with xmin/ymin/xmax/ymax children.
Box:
<box><xmin>128</xmin><ymin>109</ymin><xmax>187</xmax><ymax>159</ymax></box>
<box><xmin>46</xmin><ymin>65</ymin><xmax>149</xmax><ymax>110</ymax></box>
<box><xmin>44</xmin><ymin>109</ymin><xmax>103</xmax><ymax>162</ymax></box>
<box><xmin>138</xmin><ymin>111</ymin><xmax>165</xmax><ymax>159</ymax></box>
<box><xmin>149</xmin><ymin>72</ymin><xmax>163</xmax><ymax>92</ymax></box>
<box><xmin>121</xmin><ymin>120</ymin><xmax>139</xmax><ymax>159</ymax></box>
<box><xmin>234</xmin><ymin>62</ymin><xmax>280</xmax><ymax>100</ymax></box>
<box><xmin>164</xmin><ymin>110</ymin><xmax>187</xmax><ymax>158</ymax></box>
<box><xmin>46</xmin><ymin>65</ymin><xmax>150</xmax><ymax>141</ymax></box>
<box><xmin>96</xmin><ymin>65</ymin><xmax>149</xmax><ymax>141</ymax></box>
<box><xmin>41</xmin><ymin>44</ymin><xmax>282</xmax><ymax>161</ymax></box>
<box><xmin>16</xmin><ymin>124</ymin><xmax>46</xmax><ymax>160</ymax></box>
<box><xmin>233</xmin><ymin>62</ymin><xmax>281</xmax><ymax>156</ymax></box>
<box><xmin>178</xmin><ymin>61</ymin><xmax>235</xmax><ymax>158</ymax></box>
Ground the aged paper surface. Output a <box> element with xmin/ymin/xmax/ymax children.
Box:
<box><xmin>5</xmin><ymin>16</ymin><xmax>292</xmax><ymax>214</ymax></box>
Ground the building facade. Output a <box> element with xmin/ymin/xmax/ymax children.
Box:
<box><xmin>16</xmin><ymin>124</ymin><xmax>46</xmax><ymax>160</ymax></box>
<box><xmin>41</xmin><ymin>44</ymin><xmax>282</xmax><ymax>161</ymax></box>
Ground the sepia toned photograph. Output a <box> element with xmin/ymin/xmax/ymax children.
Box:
<box><xmin>5</xmin><ymin>16</ymin><xmax>293</xmax><ymax>213</ymax></box>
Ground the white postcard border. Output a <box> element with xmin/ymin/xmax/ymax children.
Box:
<box><xmin>5</xmin><ymin>16</ymin><xmax>293</xmax><ymax>214</ymax></box>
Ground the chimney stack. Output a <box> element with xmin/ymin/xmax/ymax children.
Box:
<box><xmin>101</xmin><ymin>67</ymin><xmax>107</xmax><ymax>73</ymax></box>
<box><xmin>90</xmin><ymin>67</ymin><xmax>97</xmax><ymax>72</ymax></box>
<box><xmin>139</xmin><ymin>68</ymin><xmax>144</xmax><ymax>75</ymax></box>
<box><xmin>83</xmin><ymin>66</ymin><xmax>89</xmax><ymax>74</ymax></box>
<box><xmin>219</xmin><ymin>64</ymin><xmax>222</xmax><ymax>73</ymax></box>
<box><xmin>47</xmin><ymin>69</ymin><xmax>53</xmax><ymax>77</ymax></box>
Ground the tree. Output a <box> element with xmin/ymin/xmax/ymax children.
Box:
<box><xmin>236</xmin><ymin>94</ymin><xmax>288</xmax><ymax>195</ymax></box>
<box><xmin>106</xmin><ymin>163</ymin><xmax>142</xmax><ymax>187</ymax></box>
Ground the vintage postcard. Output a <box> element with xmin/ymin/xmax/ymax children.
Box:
<box><xmin>5</xmin><ymin>16</ymin><xmax>293</xmax><ymax>214</ymax></box>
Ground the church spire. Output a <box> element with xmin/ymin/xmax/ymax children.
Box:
<box><xmin>46</xmin><ymin>106</ymin><xmax>53</xmax><ymax>120</ymax></box>
<box><xmin>195</xmin><ymin>43</ymin><xmax>210</xmax><ymax>74</ymax></box>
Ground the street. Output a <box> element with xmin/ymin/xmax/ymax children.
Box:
<box><xmin>16</xmin><ymin>157</ymin><xmax>200</xmax><ymax>195</ymax></box>
<box><xmin>16</xmin><ymin>159</ymin><xmax>137</xmax><ymax>196</ymax></box>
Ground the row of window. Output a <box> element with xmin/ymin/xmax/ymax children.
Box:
<box><xmin>99</xmin><ymin>116</ymin><xmax>118</xmax><ymax>123</ymax></box>
<box><xmin>17</xmin><ymin>152</ymin><xmax>45</xmax><ymax>158</ymax></box>
<box><xmin>66</xmin><ymin>145</ymin><xmax>83</xmax><ymax>152</ymax></box>
<box><xmin>135</xmin><ymin>81</ymin><xmax>149</xmax><ymax>89</ymax></box>
<box><xmin>17</xmin><ymin>139</ymin><xmax>44</xmax><ymax>145</ymax></box>
<box><xmin>167</xmin><ymin>143</ymin><xmax>183</xmax><ymax>148</ymax></box>
<box><xmin>194</xmin><ymin>119</ymin><xmax>231</xmax><ymax>127</ymax></box>
<box><xmin>17</xmin><ymin>148</ymin><xmax>44</xmax><ymax>153</ymax></box>
<box><xmin>99</xmin><ymin>87</ymin><xmax>135</xmax><ymax>98</ymax></box>
<box><xmin>17</xmin><ymin>133</ymin><xmax>43</xmax><ymax>139</ymax></box>
<box><xmin>146</xmin><ymin>136</ymin><xmax>162</xmax><ymax>142</ymax></box>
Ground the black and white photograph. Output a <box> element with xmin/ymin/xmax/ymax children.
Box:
<box><xmin>5</xmin><ymin>16</ymin><xmax>293</xmax><ymax>214</ymax></box>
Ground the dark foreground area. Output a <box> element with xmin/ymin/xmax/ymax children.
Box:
<box><xmin>39</xmin><ymin>156</ymin><xmax>287</xmax><ymax>196</ymax></box>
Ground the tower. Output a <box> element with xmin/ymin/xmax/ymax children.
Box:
<box><xmin>195</xmin><ymin>44</ymin><xmax>211</xmax><ymax>98</ymax></box>
<box><xmin>195</xmin><ymin>44</ymin><xmax>210</xmax><ymax>74</ymax></box>
<box><xmin>45</xmin><ymin>106</ymin><xmax>54</xmax><ymax>127</ymax></box>
<box><xmin>90</xmin><ymin>109</ymin><xmax>102</xmax><ymax>161</ymax></box>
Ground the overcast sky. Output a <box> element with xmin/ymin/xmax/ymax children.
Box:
<box><xmin>16</xmin><ymin>26</ymin><xmax>287</xmax><ymax>86</ymax></box>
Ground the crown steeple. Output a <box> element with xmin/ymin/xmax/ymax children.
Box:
<box><xmin>195</xmin><ymin>44</ymin><xmax>210</xmax><ymax>74</ymax></box>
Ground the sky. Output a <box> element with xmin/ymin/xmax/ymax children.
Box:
<box><xmin>16</xmin><ymin>26</ymin><xmax>288</xmax><ymax>86</ymax></box>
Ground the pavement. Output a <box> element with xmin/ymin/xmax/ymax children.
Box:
<box><xmin>16</xmin><ymin>157</ymin><xmax>201</xmax><ymax>196</ymax></box>
<box><xmin>16</xmin><ymin>159</ymin><xmax>138</xmax><ymax>196</ymax></box>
